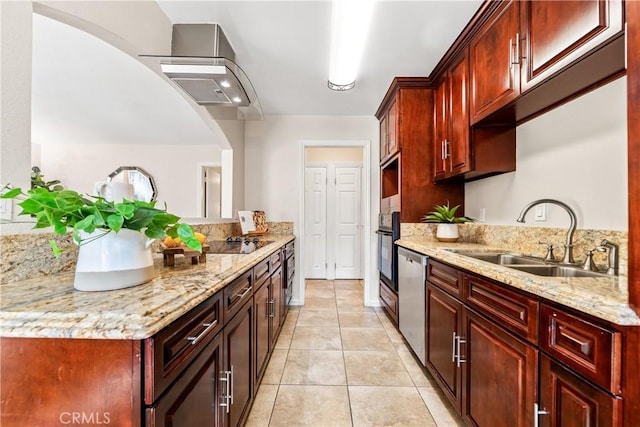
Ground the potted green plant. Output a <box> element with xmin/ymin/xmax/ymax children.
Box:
<box><xmin>1</xmin><ymin>185</ymin><xmax>202</xmax><ymax>291</ymax></box>
<box><xmin>422</xmin><ymin>202</ymin><xmax>473</xmax><ymax>242</ymax></box>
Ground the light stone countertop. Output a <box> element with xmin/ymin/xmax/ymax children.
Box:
<box><xmin>397</xmin><ymin>236</ymin><xmax>640</xmax><ymax>326</ymax></box>
<box><xmin>0</xmin><ymin>235</ymin><xmax>294</xmax><ymax>340</ymax></box>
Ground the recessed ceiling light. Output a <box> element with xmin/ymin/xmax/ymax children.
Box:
<box><xmin>232</xmin><ymin>96</ymin><xmax>242</xmax><ymax>103</ymax></box>
<box><xmin>220</xmin><ymin>80</ymin><xmax>231</xmax><ymax>88</ymax></box>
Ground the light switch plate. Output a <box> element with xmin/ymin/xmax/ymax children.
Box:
<box><xmin>535</xmin><ymin>204</ymin><xmax>546</xmax><ymax>221</ymax></box>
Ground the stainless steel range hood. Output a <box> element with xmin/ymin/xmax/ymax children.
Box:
<box><xmin>141</xmin><ymin>24</ymin><xmax>262</xmax><ymax>120</ymax></box>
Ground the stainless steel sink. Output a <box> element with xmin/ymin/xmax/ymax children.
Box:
<box><xmin>508</xmin><ymin>264</ymin><xmax>609</xmax><ymax>278</ymax></box>
<box><xmin>453</xmin><ymin>251</ymin><xmax>609</xmax><ymax>278</ymax></box>
<box><xmin>455</xmin><ymin>252</ymin><xmax>546</xmax><ymax>266</ymax></box>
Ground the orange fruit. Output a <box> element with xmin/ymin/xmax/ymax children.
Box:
<box><xmin>163</xmin><ymin>236</ymin><xmax>181</xmax><ymax>248</ymax></box>
<box><xmin>194</xmin><ymin>232</ymin><xmax>206</xmax><ymax>244</ymax></box>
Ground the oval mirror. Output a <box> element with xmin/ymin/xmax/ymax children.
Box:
<box><xmin>107</xmin><ymin>166</ymin><xmax>157</xmax><ymax>202</ymax></box>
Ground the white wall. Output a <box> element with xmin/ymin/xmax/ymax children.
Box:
<box><xmin>305</xmin><ymin>147</ymin><xmax>364</xmax><ymax>162</ymax></box>
<box><xmin>245</xmin><ymin>116</ymin><xmax>379</xmax><ymax>220</ymax></box>
<box><xmin>35</xmin><ymin>142</ymin><xmax>222</xmax><ymax>218</ymax></box>
<box><xmin>245</xmin><ymin>115</ymin><xmax>379</xmax><ymax>305</ymax></box>
<box><xmin>465</xmin><ymin>77</ymin><xmax>628</xmax><ymax>231</ymax></box>
<box><xmin>0</xmin><ymin>1</ymin><xmax>32</xmax><ymax>193</ymax></box>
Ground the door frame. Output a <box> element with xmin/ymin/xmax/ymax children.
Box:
<box><xmin>297</xmin><ymin>140</ymin><xmax>374</xmax><ymax>307</ymax></box>
<box><xmin>196</xmin><ymin>162</ymin><xmax>222</xmax><ymax>219</ymax></box>
<box><xmin>305</xmin><ymin>161</ymin><xmax>363</xmax><ymax>280</ymax></box>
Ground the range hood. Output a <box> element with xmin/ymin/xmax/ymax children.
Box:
<box><xmin>141</xmin><ymin>24</ymin><xmax>262</xmax><ymax>120</ymax></box>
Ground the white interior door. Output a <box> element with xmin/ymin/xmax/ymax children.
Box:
<box><xmin>304</xmin><ymin>167</ymin><xmax>327</xmax><ymax>278</ymax></box>
<box><xmin>334</xmin><ymin>167</ymin><xmax>362</xmax><ymax>278</ymax></box>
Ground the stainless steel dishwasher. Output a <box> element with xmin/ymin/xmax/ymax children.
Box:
<box><xmin>397</xmin><ymin>246</ymin><xmax>428</xmax><ymax>364</ymax></box>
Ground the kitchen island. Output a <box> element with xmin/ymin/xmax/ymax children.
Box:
<box><xmin>0</xmin><ymin>235</ymin><xmax>295</xmax><ymax>427</ymax></box>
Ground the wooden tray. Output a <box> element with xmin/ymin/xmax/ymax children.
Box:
<box><xmin>162</xmin><ymin>244</ymin><xmax>209</xmax><ymax>267</ymax></box>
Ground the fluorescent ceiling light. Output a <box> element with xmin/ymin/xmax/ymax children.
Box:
<box><xmin>160</xmin><ymin>64</ymin><xmax>226</xmax><ymax>75</ymax></box>
<box><xmin>328</xmin><ymin>0</ymin><xmax>374</xmax><ymax>91</ymax></box>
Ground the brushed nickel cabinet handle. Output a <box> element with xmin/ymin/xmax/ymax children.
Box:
<box><xmin>186</xmin><ymin>320</ymin><xmax>218</xmax><ymax>346</ymax></box>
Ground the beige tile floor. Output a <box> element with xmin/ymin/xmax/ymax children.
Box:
<box><xmin>245</xmin><ymin>279</ymin><xmax>464</xmax><ymax>427</ymax></box>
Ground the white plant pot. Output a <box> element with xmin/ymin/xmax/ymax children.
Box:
<box><xmin>74</xmin><ymin>229</ymin><xmax>156</xmax><ymax>291</ymax></box>
<box><xmin>436</xmin><ymin>223</ymin><xmax>459</xmax><ymax>243</ymax></box>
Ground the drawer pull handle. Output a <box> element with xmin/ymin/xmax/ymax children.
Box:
<box><xmin>559</xmin><ymin>326</ymin><xmax>591</xmax><ymax>356</ymax></box>
<box><xmin>186</xmin><ymin>319</ymin><xmax>218</xmax><ymax>346</ymax></box>
<box><xmin>234</xmin><ymin>286</ymin><xmax>252</xmax><ymax>301</ymax></box>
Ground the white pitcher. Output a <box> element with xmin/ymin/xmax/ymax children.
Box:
<box><xmin>74</xmin><ymin>229</ymin><xmax>156</xmax><ymax>291</ymax></box>
<box><xmin>93</xmin><ymin>181</ymin><xmax>134</xmax><ymax>202</ymax></box>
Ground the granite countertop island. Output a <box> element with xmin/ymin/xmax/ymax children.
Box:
<box><xmin>0</xmin><ymin>235</ymin><xmax>294</xmax><ymax>340</ymax></box>
<box><xmin>396</xmin><ymin>236</ymin><xmax>640</xmax><ymax>326</ymax></box>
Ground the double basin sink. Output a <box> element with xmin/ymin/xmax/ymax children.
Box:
<box><xmin>453</xmin><ymin>252</ymin><xmax>608</xmax><ymax>278</ymax></box>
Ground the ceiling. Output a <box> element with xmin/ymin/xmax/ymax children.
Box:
<box><xmin>157</xmin><ymin>0</ymin><xmax>483</xmax><ymax>116</ymax></box>
<box><xmin>31</xmin><ymin>1</ymin><xmax>482</xmax><ymax>147</ymax></box>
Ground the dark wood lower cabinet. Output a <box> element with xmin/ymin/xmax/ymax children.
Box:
<box><xmin>462</xmin><ymin>309</ymin><xmax>538</xmax><ymax>427</ymax></box>
<box><xmin>146</xmin><ymin>333</ymin><xmax>224</xmax><ymax>427</ymax></box>
<box><xmin>224</xmin><ymin>298</ymin><xmax>254</xmax><ymax>427</ymax></box>
<box><xmin>0</xmin><ymin>242</ymin><xmax>295</xmax><ymax>427</ymax></box>
<box><xmin>426</xmin><ymin>284</ymin><xmax>463</xmax><ymax>411</ymax></box>
<box><xmin>254</xmin><ymin>279</ymin><xmax>271</xmax><ymax>384</ymax></box>
<box><xmin>539</xmin><ymin>354</ymin><xmax>622</xmax><ymax>427</ymax></box>
<box><xmin>424</xmin><ymin>259</ymin><xmax>624</xmax><ymax>427</ymax></box>
<box><xmin>270</xmin><ymin>267</ymin><xmax>283</xmax><ymax>345</ymax></box>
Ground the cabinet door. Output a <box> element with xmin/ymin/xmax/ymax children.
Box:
<box><xmin>224</xmin><ymin>299</ymin><xmax>253</xmax><ymax>427</ymax></box>
<box><xmin>254</xmin><ymin>281</ymin><xmax>271</xmax><ymax>384</ymax></box>
<box><xmin>433</xmin><ymin>79</ymin><xmax>448</xmax><ymax>181</ymax></box>
<box><xmin>387</xmin><ymin>99</ymin><xmax>399</xmax><ymax>158</ymax></box>
<box><xmin>469</xmin><ymin>0</ymin><xmax>520</xmax><ymax>124</ymax></box>
<box><xmin>147</xmin><ymin>333</ymin><xmax>224</xmax><ymax>427</ymax></box>
<box><xmin>380</xmin><ymin>115</ymin><xmax>388</xmax><ymax>162</ymax></box>
<box><xmin>271</xmin><ymin>268</ymin><xmax>283</xmax><ymax>342</ymax></box>
<box><xmin>539</xmin><ymin>355</ymin><xmax>622</xmax><ymax>427</ymax></box>
<box><xmin>426</xmin><ymin>284</ymin><xmax>463</xmax><ymax>411</ymax></box>
<box><xmin>462</xmin><ymin>309</ymin><xmax>538</xmax><ymax>427</ymax></box>
<box><xmin>520</xmin><ymin>0</ymin><xmax>623</xmax><ymax>92</ymax></box>
<box><xmin>448</xmin><ymin>52</ymin><xmax>471</xmax><ymax>175</ymax></box>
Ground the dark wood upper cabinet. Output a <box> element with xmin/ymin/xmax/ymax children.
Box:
<box><xmin>379</xmin><ymin>99</ymin><xmax>399</xmax><ymax>163</ymax></box>
<box><xmin>434</xmin><ymin>52</ymin><xmax>471</xmax><ymax>181</ymax></box>
<box><xmin>468</xmin><ymin>0</ymin><xmax>624</xmax><ymax>125</ymax></box>
<box><xmin>469</xmin><ymin>0</ymin><xmax>521</xmax><ymax>124</ymax></box>
<box><xmin>520</xmin><ymin>0</ymin><xmax>624</xmax><ymax>92</ymax></box>
<box><xmin>377</xmin><ymin>78</ymin><xmax>464</xmax><ymax>222</ymax></box>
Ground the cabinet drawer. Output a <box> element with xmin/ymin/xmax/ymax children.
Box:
<box><xmin>144</xmin><ymin>291</ymin><xmax>223</xmax><ymax>404</ymax></box>
<box><xmin>254</xmin><ymin>257</ymin><xmax>271</xmax><ymax>289</ymax></box>
<box><xmin>270</xmin><ymin>251</ymin><xmax>282</xmax><ymax>272</ymax></box>
<box><xmin>540</xmin><ymin>304</ymin><xmax>621</xmax><ymax>394</ymax></box>
<box><xmin>427</xmin><ymin>259</ymin><xmax>462</xmax><ymax>298</ymax></box>
<box><xmin>379</xmin><ymin>281</ymin><xmax>398</xmax><ymax>325</ymax></box>
<box><xmin>224</xmin><ymin>270</ymin><xmax>254</xmax><ymax>320</ymax></box>
<box><xmin>465</xmin><ymin>273</ymin><xmax>538</xmax><ymax>344</ymax></box>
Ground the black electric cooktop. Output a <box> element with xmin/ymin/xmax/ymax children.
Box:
<box><xmin>206</xmin><ymin>239</ymin><xmax>274</xmax><ymax>255</ymax></box>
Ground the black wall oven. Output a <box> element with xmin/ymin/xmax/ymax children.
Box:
<box><xmin>377</xmin><ymin>212</ymin><xmax>400</xmax><ymax>292</ymax></box>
